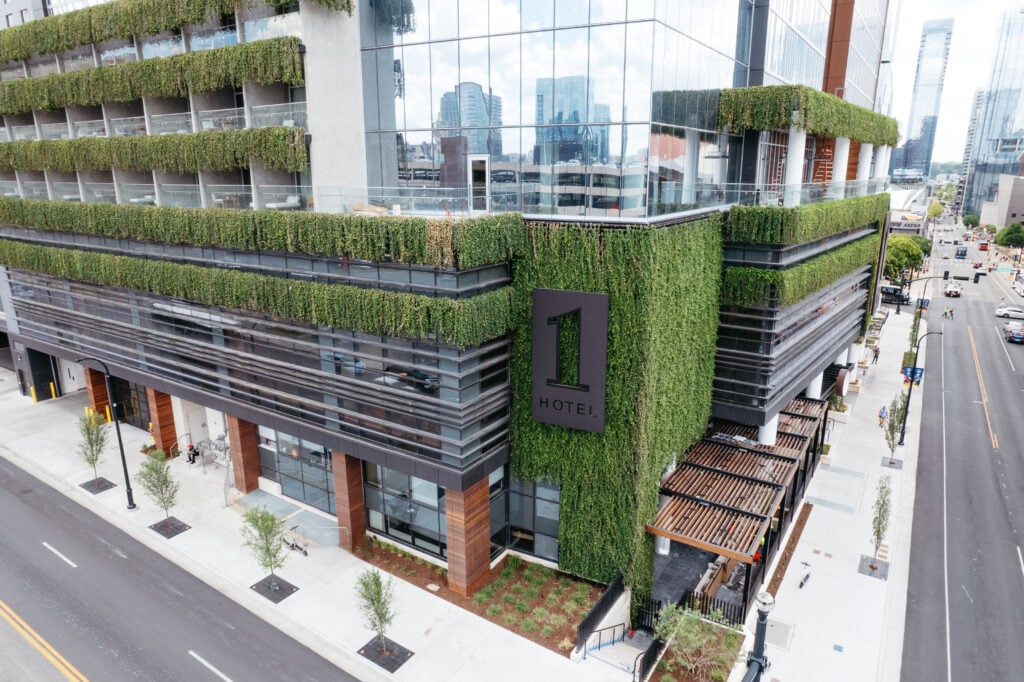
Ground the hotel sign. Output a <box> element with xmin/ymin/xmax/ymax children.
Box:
<box><xmin>531</xmin><ymin>289</ymin><xmax>608</xmax><ymax>433</ymax></box>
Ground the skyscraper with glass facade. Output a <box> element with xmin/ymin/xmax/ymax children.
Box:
<box><xmin>890</xmin><ymin>18</ymin><xmax>952</xmax><ymax>181</ymax></box>
<box><xmin>963</xmin><ymin>7</ymin><xmax>1024</xmax><ymax>215</ymax></box>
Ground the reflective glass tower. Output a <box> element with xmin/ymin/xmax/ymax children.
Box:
<box><xmin>963</xmin><ymin>7</ymin><xmax>1024</xmax><ymax>215</ymax></box>
<box><xmin>890</xmin><ymin>18</ymin><xmax>952</xmax><ymax>181</ymax></box>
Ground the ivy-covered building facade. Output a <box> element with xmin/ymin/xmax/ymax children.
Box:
<box><xmin>0</xmin><ymin>0</ymin><xmax>896</xmax><ymax>600</ymax></box>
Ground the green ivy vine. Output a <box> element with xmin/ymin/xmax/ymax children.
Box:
<box><xmin>724</xmin><ymin>194</ymin><xmax>889</xmax><ymax>245</ymax></box>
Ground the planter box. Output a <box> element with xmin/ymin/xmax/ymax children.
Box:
<box><xmin>848</xmin><ymin>379</ymin><xmax>862</xmax><ymax>393</ymax></box>
<box><xmin>830</xmin><ymin>409</ymin><xmax>849</xmax><ymax>423</ymax></box>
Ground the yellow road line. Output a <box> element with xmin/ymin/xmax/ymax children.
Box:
<box><xmin>967</xmin><ymin>326</ymin><xmax>999</xmax><ymax>450</ymax></box>
<box><xmin>0</xmin><ymin>597</ymin><xmax>88</xmax><ymax>682</ymax></box>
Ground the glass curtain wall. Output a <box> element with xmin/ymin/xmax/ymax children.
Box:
<box><xmin>761</xmin><ymin>0</ymin><xmax>830</xmax><ymax>89</ymax></box>
<box><xmin>843</xmin><ymin>0</ymin><xmax>888</xmax><ymax>110</ymax></box>
<box><xmin>359</xmin><ymin>0</ymin><xmax>752</xmax><ymax>219</ymax></box>
<box><xmin>257</xmin><ymin>426</ymin><xmax>335</xmax><ymax>514</ymax></box>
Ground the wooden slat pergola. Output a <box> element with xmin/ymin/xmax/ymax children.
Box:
<box><xmin>645</xmin><ymin>397</ymin><xmax>827</xmax><ymax>563</ymax></box>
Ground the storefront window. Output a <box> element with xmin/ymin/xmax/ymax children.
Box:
<box><xmin>363</xmin><ymin>462</ymin><xmax>447</xmax><ymax>558</ymax></box>
<box><xmin>257</xmin><ymin>427</ymin><xmax>333</xmax><ymax>514</ymax></box>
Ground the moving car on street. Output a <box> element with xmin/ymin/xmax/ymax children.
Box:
<box><xmin>944</xmin><ymin>282</ymin><xmax>963</xmax><ymax>297</ymax></box>
<box><xmin>995</xmin><ymin>305</ymin><xmax>1024</xmax><ymax>319</ymax></box>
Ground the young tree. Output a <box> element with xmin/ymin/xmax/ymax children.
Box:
<box><xmin>962</xmin><ymin>214</ymin><xmax>980</xmax><ymax>228</ymax></box>
<box><xmin>242</xmin><ymin>507</ymin><xmax>287</xmax><ymax>590</ymax></box>
<box><xmin>883</xmin><ymin>392</ymin><xmax>908</xmax><ymax>465</ymax></box>
<box><xmin>884</xmin><ymin>235</ymin><xmax>924</xmax><ymax>280</ymax></box>
<box><xmin>871</xmin><ymin>475</ymin><xmax>892</xmax><ymax>567</ymax></box>
<box><xmin>77</xmin><ymin>411</ymin><xmax>108</xmax><ymax>479</ymax></box>
<box><xmin>927</xmin><ymin>200</ymin><xmax>943</xmax><ymax>220</ymax></box>
<box><xmin>356</xmin><ymin>568</ymin><xmax>397</xmax><ymax>656</ymax></box>
<box><xmin>137</xmin><ymin>449</ymin><xmax>180</xmax><ymax>520</ymax></box>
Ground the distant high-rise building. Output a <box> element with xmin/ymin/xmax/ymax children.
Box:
<box><xmin>434</xmin><ymin>82</ymin><xmax>503</xmax><ymax>157</ymax></box>
<box><xmin>963</xmin><ymin>7</ymin><xmax>1024</xmax><ymax>215</ymax></box>
<box><xmin>891</xmin><ymin>18</ymin><xmax>953</xmax><ymax>181</ymax></box>
<box><xmin>954</xmin><ymin>89</ymin><xmax>985</xmax><ymax>214</ymax></box>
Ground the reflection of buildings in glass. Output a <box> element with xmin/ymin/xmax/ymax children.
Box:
<box><xmin>434</xmin><ymin>82</ymin><xmax>502</xmax><ymax>157</ymax></box>
<box><xmin>533</xmin><ymin>76</ymin><xmax>608</xmax><ymax>164</ymax></box>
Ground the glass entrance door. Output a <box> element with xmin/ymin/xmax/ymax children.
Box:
<box><xmin>468</xmin><ymin>154</ymin><xmax>490</xmax><ymax>215</ymax></box>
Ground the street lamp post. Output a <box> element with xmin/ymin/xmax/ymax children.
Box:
<box><xmin>742</xmin><ymin>592</ymin><xmax>775</xmax><ymax>682</ymax></box>
<box><xmin>76</xmin><ymin>357</ymin><xmax>136</xmax><ymax>510</ymax></box>
<box><xmin>898</xmin><ymin>331</ymin><xmax>943</xmax><ymax>447</ymax></box>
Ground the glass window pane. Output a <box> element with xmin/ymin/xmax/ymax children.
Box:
<box><xmin>368</xmin><ymin>509</ymin><xmax>385</xmax><ymax>531</ymax></box>
<box><xmin>365</xmin><ymin>487</ymin><xmax>384</xmax><ymax>512</ymax></box>
<box><xmin>403</xmin><ymin>43</ymin><xmax>432</xmax><ymax>129</ymax></box>
<box><xmin>382</xmin><ymin>468</ymin><xmax>409</xmax><ymax>496</ymax></box>
<box><xmin>589</xmin><ymin>24</ymin><xmax>625</xmax><ymax>124</ymax></box>
<box><xmin>410</xmin><ymin>475</ymin><xmax>438</xmax><ymax>506</ymax></box>
<box><xmin>536</xmin><ymin>481</ymin><xmax>560</xmax><ymax>501</ymax></box>
<box><xmin>555</xmin><ymin>0</ymin><xmax>588</xmax><ymax>27</ymax></box>
<box><xmin>624</xmin><ymin>21</ymin><xmax>653</xmax><ymax>122</ymax></box>
<box><xmin>364</xmin><ymin>462</ymin><xmax>381</xmax><ymax>486</ymax></box>
<box><xmin>591</xmin><ymin>0</ymin><xmax>625</xmax><ymax>23</ymax></box>
<box><xmin>429</xmin><ymin>0</ymin><xmax>458</xmax><ymax>40</ymax></box>
<box><xmin>460</xmin><ymin>0</ymin><xmax>489</xmax><ymax>38</ymax></box>
<box><xmin>522</xmin><ymin>0</ymin><xmax>553</xmax><ymax>30</ymax></box>
<box><xmin>489</xmin><ymin>0</ymin><xmax>520</xmax><ymax>36</ymax></box>
<box><xmin>534</xmin><ymin>532</ymin><xmax>558</xmax><ymax>561</ymax></box>
<box><xmin>509</xmin><ymin>491</ymin><xmax>533</xmax><ymax>528</ymax></box>
<box><xmin>535</xmin><ymin>499</ymin><xmax>559</xmax><ymax>536</ymax></box>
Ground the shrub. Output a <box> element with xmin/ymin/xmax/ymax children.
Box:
<box><xmin>541</xmin><ymin>626</ymin><xmax>554</xmax><ymax>638</ymax></box>
<box><xmin>503</xmin><ymin>613</ymin><xmax>518</xmax><ymax>627</ymax></box>
<box><xmin>507</xmin><ymin>555</ymin><xmax>523</xmax><ymax>570</ymax></box>
<box><xmin>531</xmin><ymin>607</ymin><xmax>549</xmax><ymax>621</ymax></box>
<box><xmin>486</xmin><ymin>604</ymin><xmax>502</xmax><ymax>618</ymax></box>
<box><xmin>515</xmin><ymin>600</ymin><xmax>530</xmax><ymax>613</ymax></box>
<box><xmin>520</xmin><ymin>618</ymin><xmax>538</xmax><ymax>633</ymax></box>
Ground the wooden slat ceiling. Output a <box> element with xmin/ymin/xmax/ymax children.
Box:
<box><xmin>645</xmin><ymin>396</ymin><xmax>826</xmax><ymax>562</ymax></box>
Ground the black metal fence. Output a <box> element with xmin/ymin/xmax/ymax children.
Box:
<box><xmin>631</xmin><ymin>594</ymin><xmax>664</xmax><ymax>633</ymax></box>
<box><xmin>677</xmin><ymin>589</ymin><xmax>745</xmax><ymax>626</ymax></box>
<box><xmin>575</xmin><ymin>572</ymin><xmax>625</xmax><ymax>653</ymax></box>
<box><xmin>632</xmin><ymin>636</ymin><xmax>667</xmax><ymax>682</ymax></box>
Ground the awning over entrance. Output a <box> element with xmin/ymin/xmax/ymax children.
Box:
<box><xmin>646</xmin><ymin>397</ymin><xmax>827</xmax><ymax>562</ymax></box>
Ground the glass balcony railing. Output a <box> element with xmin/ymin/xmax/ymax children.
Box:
<box><xmin>0</xmin><ymin>180</ymin><xmax>20</xmax><ymax>198</ymax></box>
<box><xmin>256</xmin><ymin>185</ymin><xmax>312</xmax><ymax>211</ymax></box>
<box><xmin>61</xmin><ymin>51</ymin><xmax>95</xmax><ymax>73</ymax></box>
<box><xmin>250</xmin><ymin>102</ymin><xmax>307</xmax><ymax>129</ymax></box>
<box><xmin>39</xmin><ymin>121</ymin><xmax>71</xmax><ymax>141</ymax></box>
<box><xmin>52</xmin><ymin>181</ymin><xmax>82</xmax><ymax>201</ymax></box>
<box><xmin>82</xmin><ymin>182</ymin><xmax>117</xmax><ymax>204</ymax></box>
<box><xmin>189</xmin><ymin>26</ymin><xmax>238</xmax><ymax>52</ymax></box>
<box><xmin>0</xmin><ymin>64</ymin><xmax>25</xmax><ymax>82</ymax></box>
<box><xmin>99</xmin><ymin>43</ymin><xmax>138</xmax><ymax>67</ymax></box>
<box><xmin>10</xmin><ymin>124</ymin><xmax>38</xmax><ymax>142</ymax></box>
<box><xmin>21</xmin><ymin>181</ymin><xmax>49</xmax><ymax>200</ymax></box>
<box><xmin>0</xmin><ymin>128</ymin><xmax>8</xmax><ymax>143</ymax></box>
<box><xmin>110</xmin><ymin>116</ymin><xmax>146</xmax><ymax>137</ymax></box>
<box><xmin>141</xmin><ymin>35</ymin><xmax>184</xmax><ymax>60</ymax></box>
<box><xmin>196</xmin><ymin>107</ymin><xmax>245</xmax><ymax>132</ymax></box>
<box><xmin>72</xmin><ymin>119</ymin><xmax>107</xmax><ymax>139</ymax></box>
<box><xmin>244</xmin><ymin>12</ymin><xmax>302</xmax><ymax>42</ymax></box>
<box><xmin>150</xmin><ymin>112</ymin><xmax>194</xmax><ymax>136</ymax></box>
<box><xmin>27</xmin><ymin>59</ymin><xmax>59</xmax><ymax>78</ymax></box>
<box><xmin>207</xmin><ymin>184</ymin><xmax>252</xmax><ymax>209</ymax></box>
<box><xmin>159</xmin><ymin>184</ymin><xmax>202</xmax><ymax>208</ymax></box>
<box><xmin>121</xmin><ymin>183</ymin><xmax>156</xmax><ymax>205</ymax></box>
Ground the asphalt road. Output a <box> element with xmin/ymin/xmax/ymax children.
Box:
<box><xmin>902</xmin><ymin>234</ymin><xmax>1024</xmax><ymax>680</ymax></box>
<box><xmin>0</xmin><ymin>458</ymin><xmax>357</xmax><ymax>682</ymax></box>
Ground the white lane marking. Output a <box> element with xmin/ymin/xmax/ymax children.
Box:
<box><xmin>188</xmin><ymin>650</ymin><xmax>232</xmax><ymax>682</ymax></box>
<box><xmin>1018</xmin><ymin>546</ymin><xmax>1024</xmax><ymax>582</ymax></box>
<box><xmin>941</xmin><ymin>338</ymin><xmax>952</xmax><ymax>682</ymax></box>
<box><xmin>995</xmin><ymin>325</ymin><xmax>1016</xmax><ymax>371</ymax></box>
<box><xmin>961</xmin><ymin>585</ymin><xmax>973</xmax><ymax>603</ymax></box>
<box><xmin>41</xmin><ymin>542</ymin><xmax>77</xmax><ymax>568</ymax></box>
<box><xmin>97</xmin><ymin>537</ymin><xmax>127</xmax><ymax>559</ymax></box>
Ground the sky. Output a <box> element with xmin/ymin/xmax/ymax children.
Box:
<box><xmin>889</xmin><ymin>0</ymin><xmax>1023</xmax><ymax>163</ymax></box>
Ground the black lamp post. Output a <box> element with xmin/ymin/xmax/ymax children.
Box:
<box><xmin>76</xmin><ymin>357</ymin><xmax>136</xmax><ymax>510</ymax></box>
<box><xmin>742</xmin><ymin>592</ymin><xmax>775</xmax><ymax>682</ymax></box>
<box><xmin>898</xmin><ymin>331</ymin><xmax>942</xmax><ymax>446</ymax></box>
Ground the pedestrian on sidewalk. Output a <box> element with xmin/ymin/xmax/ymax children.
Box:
<box><xmin>872</xmin><ymin>346</ymin><xmax>880</xmax><ymax>364</ymax></box>
<box><xmin>879</xmin><ymin>405</ymin><xmax>888</xmax><ymax>428</ymax></box>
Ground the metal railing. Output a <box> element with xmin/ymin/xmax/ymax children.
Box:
<box><xmin>0</xmin><ymin>180</ymin><xmax>20</xmax><ymax>198</ymax></box>
<box><xmin>189</xmin><ymin>26</ymin><xmax>238</xmax><ymax>52</ymax></box>
<box><xmin>196</xmin><ymin>107</ymin><xmax>245</xmax><ymax>132</ymax></box>
<box><xmin>584</xmin><ymin>622</ymin><xmax>626</xmax><ymax>656</ymax></box>
<box><xmin>110</xmin><ymin>116</ymin><xmax>146</xmax><ymax>137</ymax></box>
<box><xmin>633</xmin><ymin>637</ymin><xmax>668</xmax><ymax>682</ymax></box>
<box><xmin>27</xmin><ymin>59</ymin><xmax>60</xmax><ymax>78</ymax></box>
<box><xmin>244</xmin><ymin>12</ymin><xmax>302</xmax><ymax>42</ymax></box>
<box><xmin>575</xmin><ymin>572</ymin><xmax>625</xmax><ymax>655</ymax></box>
<box><xmin>250</xmin><ymin>101</ymin><xmax>307</xmax><ymax>129</ymax></box>
<box><xmin>21</xmin><ymin>181</ymin><xmax>49</xmax><ymax>200</ymax></box>
<box><xmin>52</xmin><ymin>182</ymin><xmax>81</xmax><ymax>201</ymax></box>
<box><xmin>141</xmin><ymin>34</ymin><xmax>184</xmax><ymax>60</ymax></box>
<box><xmin>61</xmin><ymin>51</ymin><xmax>95</xmax><ymax>73</ymax></box>
<box><xmin>677</xmin><ymin>589</ymin><xmax>745</xmax><ymax>626</ymax></box>
<box><xmin>73</xmin><ymin>119</ymin><xmax>107</xmax><ymax>139</ymax></box>
<box><xmin>10</xmin><ymin>124</ymin><xmax>38</xmax><ymax>142</ymax></box>
<box><xmin>150</xmin><ymin>111</ymin><xmax>194</xmax><ymax>136</ymax></box>
<box><xmin>82</xmin><ymin>182</ymin><xmax>117</xmax><ymax>204</ymax></box>
<box><xmin>120</xmin><ymin>183</ymin><xmax>156</xmax><ymax>205</ymax></box>
<box><xmin>0</xmin><ymin>64</ymin><xmax>25</xmax><ymax>82</ymax></box>
<box><xmin>256</xmin><ymin>184</ymin><xmax>312</xmax><ymax>210</ymax></box>
<box><xmin>0</xmin><ymin>128</ymin><xmax>7</xmax><ymax>143</ymax></box>
<box><xmin>39</xmin><ymin>121</ymin><xmax>71</xmax><ymax>140</ymax></box>
<box><xmin>207</xmin><ymin>184</ymin><xmax>252</xmax><ymax>210</ymax></box>
<box><xmin>159</xmin><ymin>184</ymin><xmax>202</xmax><ymax>208</ymax></box>
<box><xmin>99</xmin><ymin>43</ymin><xmax>138</xmax><ymax>67</ymax></box>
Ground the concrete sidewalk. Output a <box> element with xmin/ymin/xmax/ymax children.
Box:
<box><xmin>0</xmin><ymin>370</ymin><xmax>628</xmax><ymax>682</ymax></box>
<box><xmin>730</xmin><ymin>299</ymin><xmax>927</xmax><ymax>682</ymax></box>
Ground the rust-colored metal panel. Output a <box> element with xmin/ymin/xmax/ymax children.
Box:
<box><xmin>84</xmin><ymin>367</ymin><xmax>109</xmax><ymax>415</ymax></box>
<box><xmin>145</xmin><ymin>387</ymin><xmax>178</xmax><ymax>456</ymax></box>
<box><xmin>445</xmin><ymin>477</ymin><xmax>492</xmax><ymax>596</ymax></box>
<box><xmin>227</xmin><ymin>416</ymin><xmax>259</xmax><ymax>493</ymax></box>
<box><xmin>332</xmin><ymin>452</ymin><xmax>366</xmax><ymax>551</ymax></box>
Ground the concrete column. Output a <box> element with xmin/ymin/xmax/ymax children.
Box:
<box><xmin>682</xmin><ymin>129</ymin><xmax>700</xmax><ymax>204</ymax></box>
<box><xmin>873</xmin><ymin>145</ymin><xmax>891</xmax><ymax>186</ymax></box>
<box><xmin>848</xmin><ymin>341</ymin><xmax>861</xmax><ymax>381</ymax></box>
<box><xmin>783</xmin><ymin>125</ymin><xmax>807</xmax><ymax>207</ymax></box>
<box><xmin>445</xmin><ymin>476</ymin><xmax>492</xmax><ymax>596</ymax></box>
<box><xmin>656</xmin><ymin>461</ymin><xmax>679</xmax><ymax>555</ymax></box>
<box><xmin>830</xmin><ymin>136</ymin><xmax>850</xmax><ymax>199</ymax></box>
<box><xmin>331</xmin><ymin>452</ymin><xmax>366</xmax><ymax>552</ymax></box>
<box><xmin>145</xmin><ymin>387</ymin><xmax>178</xmax><ymax>456</ymax></box>
<box><xmin>226</xmin><ymin>415</ymin><xmax>260</xmax><ymax>493</ymax></box>
<box><xmin>834</xmin><ymin>349</ymin><xmax>849</xmax><ymax>366</ymax></box>
<box><xmin>805</xmin><ymin>372</ymin><xmax>824</xmax><ymax>401</ymax></box>
<box><xmin>856</xmin><ymin>142</ymin><xmax>874</xmax><ymax>196</ymax></box>
<box><xmin>758</xmin><ymin>414</ymin><xmax>779</xmax><ymax>447</ymax></box>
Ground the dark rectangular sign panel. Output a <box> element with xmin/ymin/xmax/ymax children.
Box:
<box><xmin>531</xmin><ymin>288</ymin><xmax>608</xmax><ymax>432</ymax></box>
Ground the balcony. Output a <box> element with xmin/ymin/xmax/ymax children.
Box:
<box><xmin>61</xmin><ymin>51</ymin><xmax>95</xmax><ymax>73</ymax></box>
<box><xmin>121</xmin><ymin>183</ymin><xmax>156</xmax><ymax>206</ymax></box>
<box><xmin>21</xmin><ymin>181</ymin><xmax>49</xmax><ymax>200</ymax></box>
<box><xmin>99</xmin><ymin>43</ymin><xmax>138</xmax><ymax>67</ymax></box>
<box><xmin>251</xmin><ymin>102</ymin><xmax>307</xmax><ymax>129</ymax></box>
<box><xmin>0</xmin><ymin>180</ymin><xmax>19</xmax><ymax>198</ymax></box>
<box><xmin>110</xmin><ymin>116</ymin><xmax>147</xmax><ymax>137</ymax></box>
<box><xmin>150</xmin><ymin>112</ymin><xmax>194</xmax><ymax>136</ymax></box>
<box><xmin>0</xmin><ymin>64</ymin><xmax>25</xmax><ymax>82</ymax></box>
<box><xmin>82</xmin><ymin>182</ymin><xmax>117</xmax><ymax>204</ymax></box>
<box><xmin>159</xmin><ymin>184</ymin><xmax>202</xmax><ymax>208</ymax></box>
<box><xmin>0</xmin><ymin>128</ymin><xmax>8</xmax><ymax>143</ymax></box>
<box><xmin>207</xmin><ymin>184</ymin><xmax>253</xmax><ymax>209</ymax></box>
<box><xmin>27</xmin><ymin>58</ymin><xmax>60</xmax><ymax>79</ymax></box>
<box><xmin>256</xmin><ymin>185</ymin><xmax>312</xmax><ymax>211</ymax></box>
<box><xmin>196</xmin><ymin>107</ymin><xmax>246</xmax><ymax>132</ymax></box>
<box><xmin>141</xmin><ymin>35</ymin><xmax>184</xmax><ymax>60</ymax></box>
<box><xmin>189</xmin><ymin>26</ymin><xmax>238</xmax><ymax>52</ymax></box>
<box><xmin>10</xmin><ymin>124</ymin><xmax>38</xmax><ymax>142</ymax></box>
<box><xmin>73</xmin><ymin>119</ymin><xmax>107</xmax><ymax>139</ymax></box>
<box><xmin>244</xmin><ymin>12</ymin><xmax>302</xmax><ymax>42</ymax></box>
<box><xmin>52</xmin><ymin>182</ymin><xmax>82</xmax><ymax>202</ymax></box>
<box><xmin>39</xmin><ymin>122</ymin><xmax>71</xmax><ymax>141</ymax></box>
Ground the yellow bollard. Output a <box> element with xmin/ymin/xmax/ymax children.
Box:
<box><xmin>105</xmin><ymin>405</ymin><xmax>112</xmax><ymax>422</ymax></box>
<box><xmin>30</xmin><ymin>385</ymin><xmax>37</xmax><ymax>403</ymax></box>
<box><xmin>49</xmin><ymin>382</ymin><xmax>56</xmax><ymax>399</ymax></box>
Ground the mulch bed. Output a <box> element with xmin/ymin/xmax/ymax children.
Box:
<box><xmin>80</xmin><ymin>477</ymin><xmax>116</xmax><ymax>494</ymax></box>
<box><xmin>353</xmin><ymin>538</ymin><xmax>603</xmax><ymax>656</ymax></box>
<box><xmin>766</xmin><ymin>502</ymin><xmax>813</xmax><ymax>596</ymax></box>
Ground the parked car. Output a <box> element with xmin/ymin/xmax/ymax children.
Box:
<box><xmin>995</xmin><ymin>305</ymin><xmax>1024</xmax><ymax>319</ymax></box>
<box><xmin>880</xmin><ymin>285</ymin><xmax>910</xmax><ymax>304</ymax></box>
<box><xmin>944</xmin><ymin>282</ymin><xmax>962</xmax><ymax>297</ymax></box>
<box><xmin>1008</xmin><ymin>328</ymin><xmax>1024</xmax><ymax>344</ymax></box>
<box><xmin>1004</xmin><ymin>320</ymin><xmax>1024</xmax><ymax>335</ymax></box>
